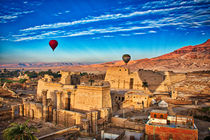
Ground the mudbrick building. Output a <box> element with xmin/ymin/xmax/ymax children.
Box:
<box><xmin>145</xmin><ymin>110</ymin><xmax>198</xmax><ymax>140</ymax></box>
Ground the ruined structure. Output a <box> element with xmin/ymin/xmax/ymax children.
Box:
<box><xmin>145</xmin><ymin>110</ymin><xmax>198</xmax><ymax>140</ymax></box>
<box><xmin>122</xmin><ymin>91</ymin><xmax>152</xmax><ymax>109</ymax></box>
<box><xmin>17</xmin><ymin>71</ymin><xmax>112</xmax><ymax>133</ymax></box>
<box><xmin>105</xmin><ymin>67</ymin><xmax>186</xmax><ymax>93</ymax></box>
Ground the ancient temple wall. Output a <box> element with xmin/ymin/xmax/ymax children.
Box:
<box><xmin>70</xmin><ymin>85</ymin><xmax>111</xmax><ymax>111</ymax></box>
<box><xmin>105</xmin><ymin>67</ymin><xmax>186</xmax><ymax>92</ymax></box>
<box><xmin>37</xmin><ymin>79</ymin><xmax>63</xmax><ymax>100</ymax></box>
<box><xmin>23</xmin><ymin>102</ymin><xmax>42</xmax><ymax>119</ymax></box>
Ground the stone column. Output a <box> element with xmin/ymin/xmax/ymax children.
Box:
<box><xmin>42</xmin><ymin>90</ymin><xmax>48</xmax><ymax>106</ymax></box>
<box><xmin>56</xmin><ymin>91</ymin><xmax>62</xmax><ymax>110</ymax></box>
<box><xmin>42</xmin><ymin>90</ymin><xmax>48</xmax><ymax>121</ymax></box>
<box><xmin>91</xmin><ymin>111</ymin><xmax>98</xmax><ymax>134</ymax></box>
<box><xmin>19</xmin><ymin>104</ymin><xmax>24</xmax><ymax>117</ymax></box>
<box><xmin>11</xmin><ymin>105</ymin><xmax>16</xmax><ymax>120</ymax></box>
<box><xmin>53</xmin><ymin>109</ymin><xmax>57</xmax><ymax>124</ymax></box>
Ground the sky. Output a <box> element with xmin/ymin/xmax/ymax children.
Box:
<box><xmin>0</xmin><ymin>0</ymin><xmax>209</xmax><ymax>64</ymax></box>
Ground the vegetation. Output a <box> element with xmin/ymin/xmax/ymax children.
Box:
<box><xmin>1</xmin><ymin>69</ymin><xmax>61</xmax><ymax>79</ymax></box>
<box><xmin>0</xmin><ymin>78</ymin><xmax>27</xmax><ymax>86</ymax></box>
<box><xmin>0</xmin><ymin>69</ymin><xmax>20</xmax><ymax>78</ymax></box>
<box><xmin>38</xmin><ymin>69</ymin><xmax>61</xmax><ymax>78</ymax></box>
<box><xmin>19</xmin><ymin>79</ymin><xmax>27</xmax><ymax>84</ymax></box>
<box><xmin>25</xmin><ymin>71</ymin><xmax>38</xmax><ymax>78</ymax></box>
<box><xmin>3</xmin><ymin>120</ymin><xmax>38</xmax><ymax>140</ymax></box>
<box><xmin>80</xmin><ymin>72</ymin><xmax>88</xmax><ymax>76</ymax></box>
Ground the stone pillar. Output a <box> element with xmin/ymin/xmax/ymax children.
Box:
<box><xmin>53</xmin><ymin>109</ymin><xmax>57</xmax><ymax>124</ymax></box>
<box><xmin>42</xmin><ymin>90</ymin><xmax>48</xmax><ymax>122</ymax></box>
<box><xmin>56</xmin><ymin>91</ymin><xmax>62</xmax><ymax>110</ymax></box>
<box><xmin>11</xmin><ymin>105</ymin><xmax>16</xmax><ymax>120</ymax></box>
<box><xmin>19</xmin><ymin>104</ymin><xmax>24</xmax><ymax>117</ymax></box>
<box><xmin>42</xmin><ymin>90</ymin><xmax>48</xmax><ymax>106</ymax></box>
<box><xmin>91</xmin><ymin>111</ymin><xmax>98</xmax><ymax>134</ymax></box>
<box><xmin>76</xmin><ymin>113</ymin><xmax>81</xmax><ymax>125</ymax></box>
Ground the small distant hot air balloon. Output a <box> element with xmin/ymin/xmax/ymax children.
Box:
<box><xmin>49</xmin><ymin>40</ymin><xmax>58</xmax><ymax>51</ymax></box>
<box><xmin>122</xmin><ymin>54</ymin><xmax>131</xmax><ymax>65</ymax></box>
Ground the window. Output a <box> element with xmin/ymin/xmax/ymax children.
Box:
<box><xmin>154</xmin><ymin>114</ymin><xmax>157</xmax><ymax>118</ymax></box>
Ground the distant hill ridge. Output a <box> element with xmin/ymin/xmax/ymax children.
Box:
<box><xmin>0</xmin><ymin>39</ymin><xmax>209</xmax><ymax>72</ymax></box>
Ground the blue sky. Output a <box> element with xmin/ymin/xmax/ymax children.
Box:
<box><xmin>0</xmin><ymin>0</ymin><xmax>209</xmax><ymax>64</ymax></box>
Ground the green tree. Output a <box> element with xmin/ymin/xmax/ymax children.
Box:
<box><xmin>3</xmin><ymin>120</ymin><xmax>38</xmax><ymax>140</ymax></box>
<box><xmin>19</xmin><ymin>79</ymin><xmax>27</xmax><ymax>84</ymax></box>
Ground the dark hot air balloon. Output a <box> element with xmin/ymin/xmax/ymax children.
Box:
<box><xmin>122</xmin><ymin>54</ymin><xmax>131</xmax><ymax>65</ymax></box>
<box><xmin>49</xmin><ymin>40</ymin><xmax>58</xmax><ymax>51</ymax></box>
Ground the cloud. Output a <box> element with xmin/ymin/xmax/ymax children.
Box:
<box><xmin>133</xmin><ymin>32</ymin><xmax>146</xmax><ymax>35</ymax></box>
<box><xmin>194</xmin><ymin>0</ymin><xmax>210</xmax><ymax>2</ymax></box>
<box><xmin>20</xmin><ymin>6</ymin><xmax>192</xmax><ymax>31</ymax></box>
<box><xmin>92</xmin><ymin>37</ymin><xmax>100</xmax><ymax>40</ymax></box>
<box><xmin>14</xmin><ymin>30</ymin><xmax>65</xmax><ymax>41</ymax></box>
<box><xmin>14</xmin><ymin>25</ymin><xmax>154</xmax><ymax>41</ymax></box>
<box><xmin>0</xmin><ymin>10</ymin><xmax>34</xmax><ymax>23</ymax></box>
<box><xmin>120</xmin><ymin>34</ymin><xmax>131</xmax><ymax>36</ymax></box>
<box><xmin>103</xmin><ymin>35</ymin><xmax>114</xmax><ymax>37</ymax></box>
<box><xmin>0</xmin><ymin>15</ymin><xmax>17</xmax><ymax>20</ymax></box>
<box><xmin>0</xmin><ymin>36</ymin><xmax>9</xmax><ymax>41</ymax></box>
<box><xmin>149</xmin><ymin>30</ymin><xmax>157</xmax><ymax>33</ymax></box>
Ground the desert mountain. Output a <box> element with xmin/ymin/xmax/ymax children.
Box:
<box><xmin>0</xmin><ymin>39</ymin><xmax>209</xmax><ymax>72</ymax></box>
<box><xmin>76</xmin><ymin>39</ymin><xmax>210</xmax><ymax>72</ymax></box>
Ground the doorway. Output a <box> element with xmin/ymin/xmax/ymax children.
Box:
<box><xmin>130</xmin><ymin>78</ymin><xmax>134</xmax><ymax>89</ymax></box>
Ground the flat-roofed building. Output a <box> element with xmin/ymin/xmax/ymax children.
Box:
<box><xmin>145</xmin><ymin>110</ymin><xmax>198</xmax><ymax>140</ymax></box>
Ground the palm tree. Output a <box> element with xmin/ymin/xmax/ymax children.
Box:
<box><xmin>3</xmin><ymin>120</ymin><xmax>38</xmax><ymax>140</ymax></box>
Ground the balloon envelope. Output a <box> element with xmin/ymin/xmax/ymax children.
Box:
<box><xmin>122</xmin><ymin>54</ymin><xmax>131</xmax><ymax>64</ymax></box>
<box><xmin>49</xmin><ymin>40</ymin><xmax>58</xmax><ymax>51</ymax></box>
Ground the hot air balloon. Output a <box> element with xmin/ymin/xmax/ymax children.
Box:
<box><xmin>49</xmin><ymin>40</ymin><xmax>58</xmax><ymax>51</ymax></box>
<box><xmin>122</xmin><ymin>54</ymin><xmax>131</xmax><ymax>65</ymax></box>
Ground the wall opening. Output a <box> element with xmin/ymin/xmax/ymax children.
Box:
<box><xmin>65</xmin><ymin>97</ymin><xmax>70</xmax><ymax>110</ymax></box>
<box><xmin>130</xmin><ymin>78</ymin><xmax>134</xmax><ymax>89</ymax></box>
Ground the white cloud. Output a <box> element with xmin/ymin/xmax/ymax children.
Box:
<box><xmin>133</xmin><ymin>32</ymin><xmax>146</xmax><ymax>35</ymax></box>
<box><xmin>194</xmin><ymin>0</ymin><xmax>210</xmax><ymax>2</ymax></box>
<box><xmin>20</xmin><ymin>6</ymin><xmax>192</xmax><ymax>31</ymax></box>
<box><xmin>0</xmin><ymin>15</ymin><xmax>17</xmax><ymax>20</ymax></box>
<box><xmin>14</xmin><ymin>25</ymin><xmax>154</xmax><ymax>41</ymax></box>
<box><xmin>14</xmin><ymin>30</ymin><xmax>65</xmax><ymax>41</ymax></box>
<box><xmin>103</xmin><ymin>35</ymin><xmax>114</xmax><ymax>37</ymax></box>
<box><xmin>120</xmin><ymin>34</ymin><xmax>131</xmax><ymax>36</ymax></box>
<box><xmin>149</xmin><ymin>30</ymin><xmax>157</xmax><ymax>33</ymax></box>
<box><xmin>0</xmin><ymin>10</ymin><xmax>34</xmax><ymax>23</ymax></box>
<box><xmin>92</xmin><ymin>37</ymin><xmax>100</xmax><ymax>39</ymax></box>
